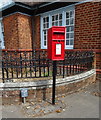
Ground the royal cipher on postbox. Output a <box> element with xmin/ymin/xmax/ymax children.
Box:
<box><xmin>47</xmin><ymin>26</ymin><xmax>66</xmax><ymax>61</ymax></box>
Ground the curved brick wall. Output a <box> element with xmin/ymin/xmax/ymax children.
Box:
<box><xmin>1</xmin><ymin>69</ymin><xmax>96</xmax><ymax>104</ymax></box>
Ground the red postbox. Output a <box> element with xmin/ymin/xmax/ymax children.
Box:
<box><xmin>47</xmin><ymin>26</ymin><xmax>66</xmax><ymax>60</ymax></box>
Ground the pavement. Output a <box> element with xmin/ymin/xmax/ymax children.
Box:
<box><xmin>0</xmin><ymin>81</ymin><xmax>100</xmax><ymax>119</ymax></box>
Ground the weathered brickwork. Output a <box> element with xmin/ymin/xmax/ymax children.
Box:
<box><xmin>3</xmin><ymin>14</ymin><xmax>19</xmax><ymax>49</ymax></box>
<box><xmin>3</xmin><ymin>13</ymin><xmax>32</xmax><ymax>49</ymax></box>
<box><xmin>17</xmin><ymin>14</ymin><xmax>32</xmax><ymax>49</ymax></box>
<box><xmin>74</xmin><ymin>2</ymin><xmax>101</xmax><ymax>49</ymax></box>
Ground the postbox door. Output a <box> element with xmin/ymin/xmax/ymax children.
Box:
<box><xmin>52</xmin><ymin>40</ymin><xmax>65</xmax><ymax>60</ymax></box>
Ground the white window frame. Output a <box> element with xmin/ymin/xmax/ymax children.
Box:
<box><xmin>40</xmin><ymin>5</ymin><xmax>75</xmax><ymax>49</ymax></box>
<box><xmin>41</xmin><ymin>16</ymin><xmax>49</xmax><ymax>49</ymax></box>
<box><xmin>0</xmin><ymin>18</ymin><xmax>5</xmax><ymax>49</ymax></box>
<box><xmin>65</xmin><ymin>10</ymin><xmax>75</xmax><ymax>49</ymax></box>
<box><xmin>52</xmin><ymin>13</ymin><xmax>63</xmax><ymax>26</ymax></box>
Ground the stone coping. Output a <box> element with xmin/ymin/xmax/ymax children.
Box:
<box><xmin>0</xmin><ymin>69</ymin><xmax>96</xmax><ymax>90</ymax></box>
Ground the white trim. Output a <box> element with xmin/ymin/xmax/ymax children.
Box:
<box><xmin>0</xmin><ymin>17</ymin><xmax>2</xmax><ymax>20</ymax></box>
<box><xmin>75</xmin><ymin>0</ymin><xmax>95</xmax><ymax>5</ymax></box>
<box><xmin>0</xmin><ymin>2</ymin><xmax>15</xmax><ymax>11</ymax></box>
<box><xmin>49</xmin><ymin>14</ymin><xmax>51</xmax><ymax>28</ymax></box>
<box><xmin>0</xmin><ymin>19</ymin><xmax>5</xmax><ymax>49</ymax></box>
<box><xmin>62</xmin><ymin>11</ymin><xmax>65</xmax><ymax>26</ymax></box>
<box><xmin>40</xmin><ymin>16</ymin><xmax>43</xmax><ymax>49</ymax></box>
<box><xmin>3</xmin><ymin>11</ymin><xmax>31</xmax><ymax>19</ymax></box>
<box><xmin>65</xmin><ymin>45</ymin><xmax>74</xmax><ymax>49</ymax></box>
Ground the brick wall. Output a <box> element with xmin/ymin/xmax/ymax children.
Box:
<box><xmin>18</xmin><ymin>14</ymin><xmax>32</xmax><ymax>49</ymax></box>
<box><xmin>33</xmin><ymin>16</ymin><xmax>40</xmax><ymax>49</ymax></box>
<box><xmin>74</xmin><ymin>2</ymin><xmax>101</xmax><ymax>49</ymax></box>
<box><xmin>75</xmin><ymin>2</ymin><xmax>101</xmax><ymax>80</ymax></box>
<box><xmin>2</xmin><ymin>70</ymin><xmax>96</xmax><ymax>105</ymax></box>
<box><xmin>3</xmin><ymin>13</ymin><xmax>32</xmax><ymax>49</ymax></box>
<box><xmin>3</xmin><ymin>14</ymin><xmax>19</xmax><ymax>49</ymax></box>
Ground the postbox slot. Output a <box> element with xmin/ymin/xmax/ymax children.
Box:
<box><xmin>53</xmin><ymin>31</ymin><xmax>65</xmax><ymax>34</ymax></box>
<box><xmin>52</xmin><ymin>39</ymin><xmax>65</xmax><ymax>41</ymax></box>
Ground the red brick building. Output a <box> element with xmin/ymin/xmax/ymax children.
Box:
<box><xmin>0</xmin><ymin>1</ymin><xmax>101</xmax><ymax>79</ymax></box>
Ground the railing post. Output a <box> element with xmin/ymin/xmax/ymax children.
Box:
<box><xmin>63</xmin><ymin>60</ymin><xmax>65</xmax><ymax>78</ymax></box>
<box><xmin>52</xmin><ymin>61</ymin><xmax>57</xmax><ymax>105</ymax></box>
<box><xmin>39</xmin><ymin>52</ymin><xmax>41</xmax><ymax>77</ymax></box>
<box><xmin>20</xmin><ymin>52</ymin><xmax>23</xmax><ymax>78</ymax></box>
<box><xmin>2</xmin><ymin>62</ymin><xmax>5</xmax><ymax>83</ymax></box>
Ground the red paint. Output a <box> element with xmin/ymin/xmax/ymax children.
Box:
<box><xmin>47</xmin><ymin>26</ymin><xmax>66</xmax><ymax>60</ymax></box>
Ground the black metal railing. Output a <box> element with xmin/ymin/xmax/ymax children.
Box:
<box><xmin>1</xmin><ymin>50</ymin><xmax>94</xmax><ymax>82</ymax></box>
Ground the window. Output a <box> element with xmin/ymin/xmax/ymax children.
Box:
<box><xmin>43</xmin><ymin>17</ymin><xmax>49</xmax><ymax>46</ymax></box>
<box><xmin>52</xmin><ymin>14</ymin><xmax>62</xmax><ymax>26</ymax></box>
<box><xmin>66</xmin><ymin>10</ymin><xmax>74</xmax><ymax>48</ymax></box>
<box><xmin>41</xmin><ymin>5</ymin><xmax>75</xmax><ymax>49</ymax></box>
<box><xmin>0</xmin><ymin>19</ymin><xmax>5</xmax><ymax>49</ymax></box>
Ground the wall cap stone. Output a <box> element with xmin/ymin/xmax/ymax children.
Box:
<box><xmin>0</xmin><ymin>69</ymin><xmax>96</xmax><ymax>90</ymax></box>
